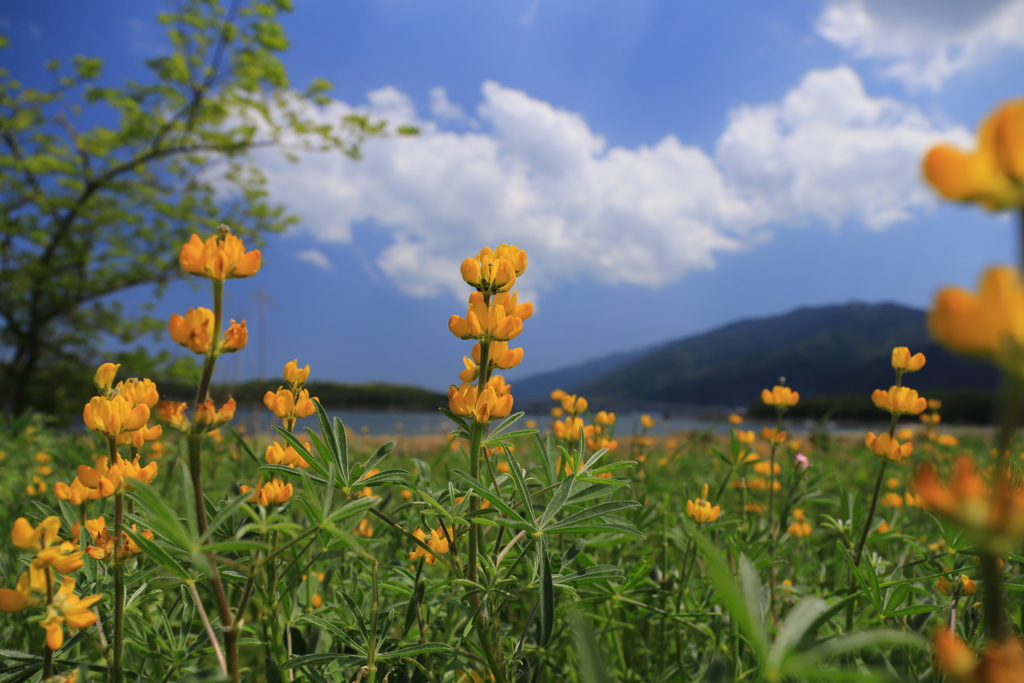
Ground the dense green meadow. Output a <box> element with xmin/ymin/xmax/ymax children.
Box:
<box><xmin>0</xmin><ymin>387</ymin><xmax>1009</xmax><ymax>682</ymax></box>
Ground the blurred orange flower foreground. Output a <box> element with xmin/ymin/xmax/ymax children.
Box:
<box><xmin>923</xmin><ymin>99</ymin><xmax>1024</xmax><ymax>210</ymax></box>
<box><xmin>934</xmin><ymin>627</ymin><xmax>1024</xmax><ymax>683</ymax></box>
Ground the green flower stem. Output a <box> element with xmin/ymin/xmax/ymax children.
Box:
<box><xmin>366</xmin><ymin>560</ymin><xmax>380</xmax><ymax>683</ymax></box>
<box><xmin>766</xmin><ymin>409</ymin><xmax>783</xmax><ymax>532</ymax></box>
<box><xmin>112</xmin><ymin>490</ymin><xmax>125</xmax><ymax>683</ymax></box>
<box><xmin>43</xmin><ymin>566</ymin><xmax>53</xmax><ymax>680</ymax></box>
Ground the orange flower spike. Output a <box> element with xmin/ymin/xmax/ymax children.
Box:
<box><xmin>872</xmin><ymin>386</ymin><xmax>928</xmax><ymax>416</ymax></box>
<box><xmin>221</xmin><ymin>320</ymin><xmax>248</xmax><ymax>353</ymax></box>
<box><xmin>179</xmin><ymin>230</ymin><xmax>262</xmax><ymax>280</ymax></box>
<box><xmin>891</xmin><ymin>346</ymin><xmax>927</xmax><ymax>373</ymax></box>
<box><xmin>762</xmin><ymin>385</ymin><xmax>800</xmax><ymax>408</ymax></box>
<box><xmin>168</xmin><ymin>307</ymin><xmax>215</xmax><ymax>354</ymax></box>
<box><xmin>194</xmin><ymin>398</ymin><xmax>236</xmax><ymax>431</ymax></box>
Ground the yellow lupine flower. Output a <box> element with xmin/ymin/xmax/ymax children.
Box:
<box><xmin>788</xmin><ymin>522</ymin><xmax>812</xmax><ymax>538</ymax></box>
<box><xmin>77</xmin><ymin>454</ymin><xmax>158</xmax><ymax>494</ymax></box>
<box><xmin>891</xmin><ymin>346</ymin><xmax>926</xmax><ymax>373</ymax></box>
<box><xmin>761</xmin><ymin>385</ymin><xmax>799</xmax><ymax>408</ymax></box>
<box><xmin>595</xmin><ymin>411</ymin><xmax>616</xmax><ymax>427</ymax></box>
<box><xmin>639</xmin><ymin>414</ymin><xmax>655</xmax><ymax>429</ymax></box>
<box><xmin>872</xmin><ymin>386</ymin><xmax>927</xmax><ymax>416</ymax></box>
<box><xmin>561</xmin><ymin>394</ymin><xmax>589</xmax><ymax>415</ymax></box>
<box><xmin>115</xmin><ymin>378</ymin><xmax>160</xmax><ymax>409</ymax></box>
<box><xmin>12</xmin><ymin>516</ymin><xmax>62</xmax><ymax>553</ymax></box>
<box><xmin>168</xmin><ymin>307</ymin><xmax>215</xmax><ymax>354</ymax></box>
<box><xmin>448</xmin><ymin>376</ymin><xmax>514</xmax><ymax>423</ymax></box>
<box><xmin>39</xmin><ymin>576</ymin><xmax>101</xmax><ymax>651</ymax></box>
<box><xmin>194</xmin><ymin>398</ymin><xmax>237</xmax><ymax>431</ymax></box>
<box><xmin>865</xmin><ymin>432</ymin><xmax>914</xmax><ymax>461</ymax></box>
<box><xmin>179</xmin><ymin>231</ymin><xmax>262</xmax><ymax>281</ymax></box>
<box><xmin>83</xmin><ymin>517</ymin><xmax>153</xmax><ymax>562</ymax></box>
<box><xmin>460</xmin><ymin>248</ymin><xmax>518</xmax><ymax>294</ymax></box>
<box><xmin>753</xmin><ymin>461</ymin><xmax>781</xmax><ymax>476</ymax></box>
<box><xmin>407</xmin><ymin>527</ymin><xmax>450</xmax><ymax>565</ymax></box>
<box><xmin>54</xmin><ymin>477</ymin><xmax>109</xmax><ymax>505</ymax></box>
<box><xmin>82</xmin><ymin>395</ymin><xmax>151</xmax><ymax>437</ymax></box>
<box><xmin>492</xmin><ymin>289</ymin><xmax>534</xmax><ymax>321</ymax></box>
<box><xmin>221</xmin><ymin>320</ymin><xmax>248</xmax><ymax>353</ymax></box>
<box><xmin>761</xmin><ymin>427</ymin><xmax>787</xmax><ymax>444</ymax></box>
<box><xmin>241</xmin><ymin>478</ymin><xmax>293</xmax><ymax>506</ymax></box>
<box><xmin>728</xmin><ymin>413</ymin><xmax>743</xmax><ymax>424</ymax></box>
<box><xmin>265</xmin><ymin>441</ymin><xmax>311</xmax><ymax>469</ymax></box>
<box><xmin>929</xmin><ymin>266</ymin><xmax>1024</xmax><ymax>374</ymax></box>
<box><xmin>735</xmin><ymin>429</ymin><xmax>755</xmax><ymax>444</ymax></box>
<box><xmin>263</xmin><ymin>388</ymin><xmax>317</xmax><ymax>421</ymax></box>
<box><xmin>94</xmin><ymin>363</ymin><xmax>120</xmax><ymax>396</ymax></box>
<box><xmin>155</xmin><ymin>400</ymin><xmax>191</xmax><ymax>433</ymax></box>
<box><xmin>923</xmin><ymin>99</ymin><xmax>1024</xmax><ymax>210</ymax></box>
<box><xmin>448</xmin><ymin>293</ymin><xmax>524</xmax><ymax>342</ymax></box>
<box><xmin>881</xmin><ymin>492</ymin><xmax>904</xmax><ymax>509</ymax></box>
<box><xmin>283</xmin><ymin>360</ymin><xmax>311</xmax><ymax>387</ymax></box>
<box><xmin>686</xmin><ymin>484</ymin><xmax>721</xmax><ymax>524</ymax></box>
<box><xmin>0</xmin><ymin>566</ymin><xmax>47</xmax><ymax>613</ymax></box>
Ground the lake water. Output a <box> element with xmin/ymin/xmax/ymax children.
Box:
<box><xmin>231</xmin><ymin>405</ymin><xmax>822</xmax><ymax>438</ymax></box>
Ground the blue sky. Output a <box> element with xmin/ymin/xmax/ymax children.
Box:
<box><xmin>4</xmin><ymin>1</ymin><xmax>1024</xmax><ymax>390</ymax></box>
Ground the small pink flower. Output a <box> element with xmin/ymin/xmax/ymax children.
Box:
<box><xmin>794</xmin><ymin>453</ymin><xmax>810</xmax><ymax>470</ymax></box>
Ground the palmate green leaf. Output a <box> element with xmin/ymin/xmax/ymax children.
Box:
<box><xmin>280</xmin><ymin>653</ymin><xmax>364</xmax><ymax>670</ymax></box>
<box><xmin>782</xmin><ymin>630</ymin><xmax>928</xmax><ymax>676</ymax></box>
<box><xmin>767</xmin><ymin>597</ymin><xmax>827</xmax><ymax>676</ymax></box>
<box><xmin>274</xmin><ymin>425</ymin><xmax>330</xmax><ymax>480</ymax></box>
<box><xmin>129</xmin><ymin>482</ymin><xmax>194</xmax><ymax>550</ymax></box>
<box><xmin>452</xmin><ymin>470</ymin><xmax>532</xmax><ymax>530</ymax></box>
<box><xmin>620</xmin><ymin>557</ymin><xmax>655</xmax><ymax>592</ymax></box>
<box><xmin>882</xmin><ymin>583</ymin><xmax>909</xmax><ymax>616</ymax></box>
<box><xmin>486</xmin><ymin>410</ymin><xmax>526</xmax><ymax>440</ymax></box>
<box><xmin>200</xmin><ymin>490</ymin><xmax>253</xmax><ymax>544</ymax></box>
<box><xmin>839</xmin><ymin>541</ymin><xmax>883</xmax><ymax>613</ymax></box>
<box><xmin>504</xmin><ymin>444</ymin><xmax>536</xmax><ymax>521</ymax></box>
<box><xmin>544</xmin><ymin>501</ymin><xmax>640</xmax><ymax>530</ymax></box>
<box><xmin>439</xmin><ymin>407</ymin><xmax>472</xmax><ymax>433</ymax></box>
<box><xmin>228</xmin><ymin>425</ymin><xmax>261</xmax><ymax>466</ymax></box>
<box><xmin>297</xmin><ymin>614</ymin><xmax>366</xmax><ymax>655</ymax></box>
<box><xmin>540</xmin><ymin>474</ymin><xmax>575</xmax><ymax>529</ymax></box>
<box><xmin>351</xmin><ymin>468</ymin><xmax>409</xmax><ymax>488</ymax></box>
<box><xmin>362</xmin><ymin>440</ymin><xmax>397</xmax><ymax>475</ymax></box>
<box><xmin>554</xmin><ymin>565</ymin><xmax>622</xmax><ymax>585</ymax></box>
<box><xmin>534</xmin><ymin>432</ymin><xmax>556</xmax><ymax>484</ymax></box>
<box><xmin>123</xmin><ymin>527</ymin><xmax>190</xmax><ymax>580</ymax></box>
<box><xmin>377</xmin><ymin>642</ymin><xmax>455</xmax><ymax>659</ymax></box>
<box><xmin>687</xmin><ymin>519</ymin><xmax>769</xmax><ymax>665</ymax></box>
<box><xmin>260</xmin><ymin>463</ymin><xmax>329</xmax><ymax>485</ymax></box>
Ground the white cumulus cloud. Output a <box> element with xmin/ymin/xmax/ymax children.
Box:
<box><xmin>257</xmin><ymin>68</ymin><xmax>967</xmax><ymax>298</ymax></box>
<box><xmin>816</xmin><ymin>0</ymin><xmax>1024</xmax><ymax>89</ymax></box>
<box><xmin>429</xmin><ymin>87</ymin><xmax>467</xmax><ymax>122</ymax></box>
<box><xmin>296</xmin><ymin>249</ymin><xmax>332</xmax><ymax>270</ymax></box>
